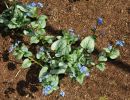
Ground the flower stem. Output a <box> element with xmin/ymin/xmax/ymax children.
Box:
<box><xmin>4</xmin><ymin>1</ymin><xmax>9</xmax><ymax>9</ymax></box>
<box><xmin>28</xmin><ymin>57</ymin><xmax>44</xmax><ymax>67</ymax></box>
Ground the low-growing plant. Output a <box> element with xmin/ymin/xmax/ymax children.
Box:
<box><xmin>0</xmin><ymin>0</ymin><xmax>122</xmax><ymax>96</ymax></box>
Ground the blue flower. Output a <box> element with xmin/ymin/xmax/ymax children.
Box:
<box><xmin>8</xmin><ymin>41</ymin><xmax>21</xmax><ymax>53</ymax></box>
<box><xmin>8</xmin><ymin>45</ymin><xmax>14</xmax><ymax>53</ymax></box>
<box><xmin>37</xmin><ymin>2</ymin><xmax>43</xmax><ymax>8</ymax></box>
<box><xmin>40</xmin><ymin>46</ymin><xmax>45</xmax><ymax>52</ymax></box>
<box><xmin>60</xmin><ymin>90</ymin><xmax>65</xmax><ymax>97</ymax></box>
<box><xmin>115</xmin><ymin>40</ymin><xmax>125</xmax><ymax>47</ymax></box>
<box><xmin>42</xmin><ymin>85</ymin><xmax>52</xmax><ymax>95</ymax></box>
<box><xmin>27</xmin><ymin>2</ymin><xmax>37</xmax><ymax>8</ymax></box>
<box><xmin>86</xmin><ymin>72</ymin><xmax>90</xmax><ymax>77</ymax></box>
<box><xmin>97</xmin><ymin>17</ymin><xmax>103</xmax><ymax>25</ymax></box>
<box><xmin>79</xmin><ymin>65</ymin><xmax>90</xmax><ymax>76</ymax></box>
<box><xmin>30</xmin><ymin>2</ymin><xmax>37</xmax><ymax>7</ymax></box>
<box><xmin>80</xmin><ymin>66</ymin><xmax>87</xmax><ymax>73</ymax></box>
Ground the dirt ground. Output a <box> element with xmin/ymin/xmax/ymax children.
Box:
<box><xmin>0</xmin><ymin>0</ymin><xmax>130</xmax><ymax>100</ymax></box>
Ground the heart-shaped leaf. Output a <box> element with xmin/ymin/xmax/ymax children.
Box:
<box><xmin>109</xmin><ymin>49</ymin><xmax>120</xmax><ymax>59</ymax></box>
<box><xmin>80</xmin><ymin>36</ymin><xmax>95</xmax><ymax>53</ymax></box>
<box><xmin>39</xmin><ymin>66</ymin><xmax>48</xmax><ymax>78</ymax></box>
<box><xmin>96</xmin><ymin>63</ymin><xmax>105</xmax><ymax>71</ymax></box>
<box><xmin>98</xmin><ymin>56</ymin><xmax>107</xmax><ymax>62</ymax></box>
<box><xmin>30</xmin><ymin>36</ymin><xmax>39</xmax><ymax>44</ymax></box>
<box><xmin>22</xmin><ymin>58</ymin><xmax>32</xmax><ymax>68</ymax></box>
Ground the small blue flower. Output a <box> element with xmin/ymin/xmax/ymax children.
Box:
<box><xmin>42</xmin><ymin>85</ymin><xmax>52</xmax><ymax>95</ymax></box>
<box><xmin>27</xmin><ymin>2</ymin><xmax>37</xmax><ymax>8</ymax></box>
<box><xmin>97</xmin><ymin>17</ymin><xmax>103</xmax><ymax>25</ymax></box>
<box><xmin>40</xmin><ymin>46</ymin><xmax>45</xmax><ymax>52</ymax></box>
<box><xmin>37</xmin><ymin>2</ymin><xmax>43</xmax><ymax>8</ymax></box>
<box><xmin>8</xmin><ymin>41</ymin><xmax>21</xmax><ymax>53</ymax></box>
<box><xmin>79</xmin><ymin>66</ymin><xmax>90</xmax><ymax>76</ymax></box>
<box><xmin>60</xmin><ymin>90</ymin><xmax>65</xmax><ymax>97</ymax></box>
<box><xmin>86</xmin><ymin>72</ymin><xmax>90</xmax><ymax>77</ymax></box>
<box><xmin>115</xmin><ymin>40</ymin><xmax>125</xmax><ymax>47</ymax></box>
<box><xmin>31</xmin><ymin>2</ymin><xmax>37</xmax><ymax>7</ymax></box>
<box><xmin>8</xmin><ymin>45</ymin><xmax>14</xmax><ymax>53</ymax></box>
<box><xmin>80</xmin><ymin>66</ymin><xmax>87</xmax><ymax>73</ymax></box>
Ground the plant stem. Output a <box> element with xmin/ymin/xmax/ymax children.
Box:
<box><xmin>28</xmin><ymin>57</ymin><xmax>44</xmax><ymax>67</ymax></box>
<box><xmin>4</xmin><ymin>1</ymin><xmax>9</xmax><ymax>9</ymax></box>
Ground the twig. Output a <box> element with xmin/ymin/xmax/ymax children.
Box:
<box><xmin>4</xmin><ymin>1</ymin><xmax>9</xmax><ymax>9</ymax></box>
<box><xmin>15</xmin><ymin>69</ymin><xmax>21</xmax><ymax>78</ymax></box>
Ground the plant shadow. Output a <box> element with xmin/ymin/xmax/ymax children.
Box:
<box><xmin>7</xmin><ymin>61</ymin><xmax>16</xmax><ymax>71</ymax></box>
<box><xmin>16</xmin><ymin>64</ymin><xmax>40</xmax><ymax>97</ymax></box>
<box><xmin>94</xmin><ymin>48</ymin><xmax>130</xmax><ymax>73</ymax></box>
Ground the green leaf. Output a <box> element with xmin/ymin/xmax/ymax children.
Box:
<box><xmin>51</xmin><ymin>40</ymin><xmax>61</xmax><ymax>51</ymax></box>
<box><xmin>98</xmin><ymin>56</ymin><xmax>107</xmax><ymax>62</ymax></box>
<box><xmin>36</xmin><ymin>52</ymin><xmax>45</xmax><ymax>60</ymax></box>
<box><xmin>31</xmin><ymin>21</ymin><xmax>38</xmax><ymax>28</ymax></box>
<box><xmin>103</xmin><ymin>48</ymin><xmax>111</xmax><ymax>53</ymax></box>
<box><xmin>76</xmin><ymin>74</ymin><xmax>86</xmax><ymax>84</ymax></box>
<box><xmin>27</xmin><ymin>7</ymin><xmax>38</xmax><ymax>18</ymax></box>
<box><xmin>61</xmin><ymin>45</ymin><xmax>71</xmax><ymax>55</ymax></box>
<box><xmin>16</xmin><ymin>5</ymin><xmax>28</xmax><ymax>12</ymax></box>
<box><xmin>8</xmin><ymin>23</ymin><xmax>17</xmax><ymax>29</ymax></box>
<box><xmin>109</xmin><ymin>49</ymin><xmax>120</xmax><ymax>59</ymax></box>
<box><xmin>38</xmin><ymin>15</ymin><xmax>47</xmax><ymax>28</ymax></box>
<box><xmin>50</xmin><ymin>69</ymin><xmax>66</xmax><ymax>74</ymax></box>
<box><xmin>36</xmin><ymin>29</ymin><xmax>46</xmax><ymax>35</ymax></box>
<box><xmin>80</xmin><ymin>36</ymin><xmax>95</xmax><ymax>53</ymax></box>
<box><xmin>96</xmin><ymin>63</ymin><xmax>105</xmax><ymax>71</ymax></box>
<box><xmin>13</xmin><ymin>50</ymin><xmax>24</xmax><ymax>60</ymax></box>
<box><xmin>21</xmin><ymin>45</ymin><xmax>28</xmax><ymax>52</ymax></box>
<box><xmin>24</xmin><ymin>51</ymin><xmax>32</xmax><ymax>57</ymax></box>
<box><xmin>30</xmin><ymin>36</ymin><xmax>39</xmax><ymax>44</ymax></box>
<box><xmin>44</xmin><ymin>36</ymin><xmax>54</xmax><ymax>44</ymax></box>
<box><xmin>39</xmin><ymin>67</ymin><xmax>48</xmax><ymax>78</ymax></box>
<box><xmin>22</xmin><ymin>58</ymin><xmax>32</xmax><ymax>68</ymax></box>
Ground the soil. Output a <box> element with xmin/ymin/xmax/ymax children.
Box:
<box><xmin>0</xmin><ymin>0</ymin><xmax>130</xmax><ymax>100</ymax></box>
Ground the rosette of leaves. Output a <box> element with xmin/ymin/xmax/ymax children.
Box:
<box><xmin>96</xmin><ymin>45</ymin><xmax>120</xmax><ymax>71</ymax></box>
<box><xmin>0</xmin><ymin>1</ymin><xmax>42</xmax><ymax>32</ymax></box>
<box><xmin>13</xmin><ymin>44</ymin><xmax>33</xmax><ymax>68</ymax></box>
<box><xmin>3</xmin><ymin>1</ymin><xmax>121</xmax><ymax>96</ymax></box>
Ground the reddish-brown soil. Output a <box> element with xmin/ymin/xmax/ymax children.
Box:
<box><xmin>0</xmin><ymin>0</ymin><xmax>130</xmax><ymax>100</ymax></box>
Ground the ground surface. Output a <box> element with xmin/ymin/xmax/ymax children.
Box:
<box><xmin>0</xmin><ymin>0</ymin><xmax>130</xmax><ymax>100</ymax></box>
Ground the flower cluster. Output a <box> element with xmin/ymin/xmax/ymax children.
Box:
<box><xmin>28</xmin><ymin>2</ymin><xmax>43</xmax><ymax>8</ymax></box>
<box><xmin>8</xmin><ymin>41</ymin><xmax>21</xmax><ymax>53</ymax></box>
